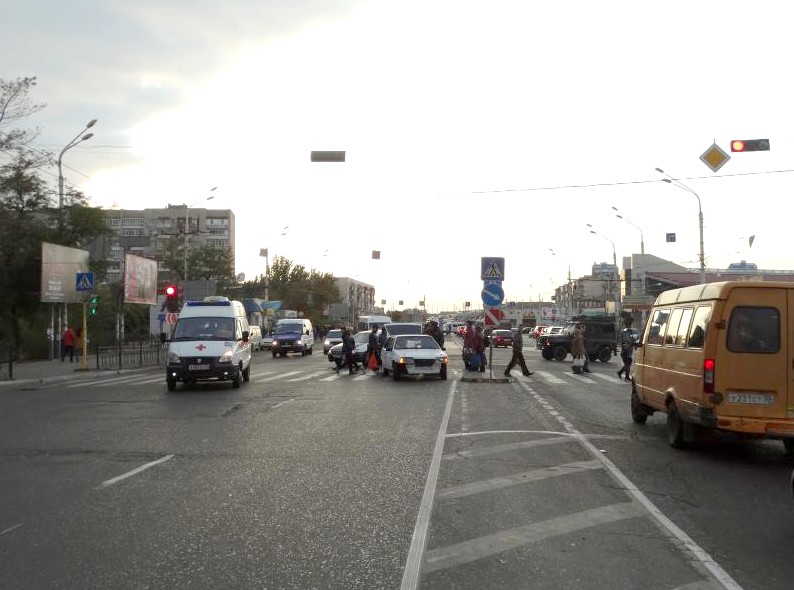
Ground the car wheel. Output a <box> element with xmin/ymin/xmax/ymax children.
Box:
<box><xmin>552</xmin><ymin>345</ymin><xmax>567</xmax><ymax>362</ymax></box>
<box><xmin>598</xmin><ymin>346</ymin><xmax>613</xmax><ymax>362</ymax></box>
<box><xmin>440</xmin><ymin>365</ymin><xmax>447</xmax><ymax>380</ymax></box>
<box><xmin>232</xmin><ymin>373</ymin><xmax>241</xmax><ymax>388</ymax></box>
<box><xmin>272</xmin><ymin>351</ymin><xmax>277</xmax><ymax>358</ymax></box>
<box><xmin>242</xmin><ymin>364</ymin><xmax>250</xmax><ymax>382</ymax></box>
<box><xmin>541</xmin><ymin>351</ymin><xmax>552</xmax><ymax>360</ymax></box>
<box><xmin>392</xmin><ymin>362</ymin><xmax>401</xmax><ymax>381</ymax></box>
<box><xmin>630</xmin><ymin>389</ymin><xmax>649</xmax><ymax>424</ymax></box>
<box><xmin>783</xmin><ymin>439</ymin><xmax>794</xmax><ymax>457</ymax></box>
<box><xmin>166</xmin><ymin>377</ymin><xmax>176</xmax><ymax>391</ymax></box>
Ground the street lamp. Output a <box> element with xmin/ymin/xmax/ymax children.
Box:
<box><xmin>261</xmin><ymin>226</ymin><xmax>289</xmax><ymax>302</ymax></box>
<box><xmin>184</xmin><ymin>187</ymin><xmax>217</xmax><ymax>294</ymax></box>
<box><xmin>58</xmin><ymin>119</ymin><xmax>97</xmax><ymax>208</ymax></box>
<box><xmin>611</xmin><ymin>206</ymin><xmax>645</xmax><ymax>254</ymax></box>
<box><xmin>549</xmin><ymin>248</ymin><xmax>574</xmax><ymax>317</ymax></box>
<box><xmin>655</xmin><ymin>168</ymin><xmax>705</xmax><ymax>284</ymax></box>
<box><xmin>586</xmin><ymin>224</ymin><xmax>620</xmax><ymax>324</ymax></box>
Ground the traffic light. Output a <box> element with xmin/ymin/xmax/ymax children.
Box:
<box><xmin>164</xmin><ymin>284</ymin><xmax>180</xmax><ymax>312</ymax></box>
<box><xmin>730</xmin><ymin>139</ymin><xmax>770</xmax><ymax>152</ymax></box>
<box><xmin>89</xmin><ymin>295</ymin><xmax>100</xmax><ymax>316</ymax></box>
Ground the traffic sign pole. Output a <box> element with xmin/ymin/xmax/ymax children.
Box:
<box><xmin>79</xmin><ymin>301</ymin><xmax>89</xmax><ymax>371</ymax></box>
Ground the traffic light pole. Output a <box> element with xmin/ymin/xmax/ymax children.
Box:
<box><xmin>80</xmin><ymin>301</ymin><xmax>89</xmax><ymax>371</ymax></box>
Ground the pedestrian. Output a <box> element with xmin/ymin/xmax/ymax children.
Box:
<box><xmin>504</xmin><ymin>327</ymin><xmax>533</xmax><ymax>377</ymax></box>
<box><xmin>617</xmin><ymin>328</ymin><xmax>636</xmax><ymax>380</ymax></box>
<box><xmin>571</xmin><ymin>324</ymin><xmax>586</xmax><ymax>374</ymax></box>
<box><xmin>366</xmin><ymin>324</ymin><xmax>381</xmax><ymax>371</ymax></box>
<box><xmin>74</xmin><ymin>327</ymin><xmax>84</xmax><ymax>363</ymax></box>
<box><xmin>424</xmin><ymin>320</ymin><xmax>445</xmax><ymax>348</ymax></box>
<box><xmin>462</xmin><ymin>320</ymin><xmax>477</xmax><ymax>370</ymax></box>
<box><xmin>61</xmin><ymin>325</ymin><xmax>76</xmax><ymax>362</ymax></box>
<box><xmin>341</xmin><ymin>328</ymin><xmax>359</xmax><ymax>375</ymax></box>
<box><xmin>474</xmin><ymin>325</ymin><xmax>486</xmax><ymax>372</ymax></box>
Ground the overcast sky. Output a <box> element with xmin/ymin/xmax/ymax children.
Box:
<box><xmin>3</xmin><ymin>1</ymin><xmax>793</xmax><ymax>312</ymax></box>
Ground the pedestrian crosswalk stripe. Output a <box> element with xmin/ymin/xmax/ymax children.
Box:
<box><xmin>258</xmin><ymin>371</ymin><xmax>301</xmax><ymax>382</ymax></box>
<box><xmin>287</xmin><ymin>371</ymin><xmax>327</xmax><ymax>382</ymax></box>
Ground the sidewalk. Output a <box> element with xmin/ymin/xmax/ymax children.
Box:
<box><xmin>0</xmin><ymin>356</ymin><xmax>129</xmax><ymax>389</ymax></box>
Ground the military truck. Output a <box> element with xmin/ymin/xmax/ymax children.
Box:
<box><xmin>537</xmin><ymin>315</ymin><xmax>617</xmax><ymax>362</ymax></box>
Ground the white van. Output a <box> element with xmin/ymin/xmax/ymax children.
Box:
<box><xmin>165</xmin><ymin>296</ymin><xmax>252</xmax><ymax>390</ymax></box>
<box><xmin>272</xmin><ymin>318</ymin><xmax>314</xmax><ymax>357</ymax></box>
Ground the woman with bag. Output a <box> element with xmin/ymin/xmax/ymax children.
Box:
<box><xmin>571</xmin><ymin>324</ymin><xmax>586</xmax><ymax>374</ymax></box>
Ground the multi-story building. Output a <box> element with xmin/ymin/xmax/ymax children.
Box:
<box><xmin>88</xmin><ymin>205</ymin><xmax>235</xmax><ymax>285</ymax></box>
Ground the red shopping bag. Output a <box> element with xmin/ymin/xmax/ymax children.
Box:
<box><xmin>367</xmin><ymin>351</ymin><xmax>379</xmax><ymax>371</ymax></box>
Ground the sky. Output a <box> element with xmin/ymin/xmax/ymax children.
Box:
<box><xmin>3</xmin><ymin>1</ymin><xmax>794</xmax><ymax>313</ymax></box>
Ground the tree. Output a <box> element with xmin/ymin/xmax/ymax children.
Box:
<box><xmin>0</xmin><ymin>77</ymin><xmax>45</xmax><ymax>157</ymax></box>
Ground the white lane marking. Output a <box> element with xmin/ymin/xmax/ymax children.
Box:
<box><xmin>444</xmin><ymin>430</ymin><xmax>629</xmax><ymax>442</ymax></box>
<box><xmin>287</xmin><ymin>371</ymin><xmax>327</xmax><ymax>382</ymax></box>
<box><xmin>66</xmin><ymin>375</ymin><xmax>141</xmax><ymax>388</ymax></box>
<box><xmin>253</xmin><ymin>371</ymin><xmax>276</xmax><ymax>382</ymax></box>
<box><xmin>319</xmin><ymin>374</ymin><xmax>342</xmax><ymax>382</ymax></box>
<box><xmin>437</xmin><ymin>459</ymin><xmax>603</xmax><ymax>500</ymax></box>
<box><xmin>570</xmin><ymin>374</ymin><xmax>597</xmax><ymax>383</ymax></box>
<box><xmin>400</xmin><ymin>379</ymin><xmax>457</xmax><ymax>590</ymax></box>
<box><xmin>442</xmin><ymin>436</ymin><xmax>572</xmax><ymax>460</ymax></box>
<box><xmin>134</xmin><ymin>376</ymin><xmax>168</xmax><ymax>385</ymax></box>
<box><xmin>98</xmin><ymin>454</ymin><xmax>175</xmax><ymax>489</ymax></box>
<box><xmin>460</xmin><ymin>390</ymin><xmax>469</xmax><ymax>433</ymax></box>
<box><xmin>423</xmin><ymin>502</ymin><xmax>646</xmax><ymax>574</ymax></box>
<box><xmin>591</xmin><ymin>372</ymin><xmax>627</xmax><ymax>384</ymax></box>
<box><xmin>1</xmin><ymin>523</ymin><xmax>22</xmax><ymax>536</ymax></box>
<box><xmin>534</xmin><ymin>371</ymin><xmax>567</xmax><ymax>384</ymax></box>
<box><xmin>271</xmin><ymin>398</ymin><xmax>294</xmax><ymax>409</ymax></box>
<box><xmin>257</xmin><ymin>371</ymin><xmax>302</xmax><ymax>382</ymax></box>
<box><xmin>518</xmin><ymin>381</ymin><xmax>745</xmax><ymax>590</ymax></box>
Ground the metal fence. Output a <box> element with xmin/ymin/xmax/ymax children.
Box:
<box><xmin>95</xmin><ymin>339</ymin><xmax>168</xmax><ymax>371</ymax></box>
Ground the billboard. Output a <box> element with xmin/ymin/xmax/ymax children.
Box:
<box><xmin>124</xmin><ymin>253</ymin><xmax>158</xmax><ymax>305</ymax></box>
<box><xmin>40</xmin><ymin>243</ymin><xmax>89</xmax><ymax>303</ymax></box>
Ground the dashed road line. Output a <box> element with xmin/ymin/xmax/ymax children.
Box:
<box><xmin>98</xmin><ymin>454</ymin><xmax>175</xmax><ymax>489</ymax></box>
<box><xmin>441</xmin><ymin>435</ymin><xmax>572</xmax><ymax>460</ymax></box>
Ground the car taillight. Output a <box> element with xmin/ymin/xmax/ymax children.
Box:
<box><xmin>703</xmin><ymin>358</ymin><xmax>715</xmax><ymax>394</ymax></box>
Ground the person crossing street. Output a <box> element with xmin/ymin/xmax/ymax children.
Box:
<box><xmin>504</xmin><ymin>327</ymin><xmax>533</xmax><ymax>377</ymax></box>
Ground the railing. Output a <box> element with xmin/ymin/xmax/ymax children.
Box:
<box><xmin>0</xmin><ymin>343</ymin><xmax>16</xmax><ymax>380</ymax></box>
<box><xmin>95</xmin><ymin>339</ymin><xmax>168</xmax><ymax>371</ymax></box>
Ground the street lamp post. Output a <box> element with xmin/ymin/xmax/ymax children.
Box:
<box><xmin>586</xmin><ymin>225</ymin><xmax>620</xmax><ymax>327</ymax></box>
<box><xmin>549</xmin><ymin>248</ymin><xmax>574</xmax><ymax>317</ymax></box>
<box><xmin>611</xmin><ymin>206</ymin><xmax>645</xmax><ymax>254</ymax></box>
<box><xmin>655</xmin><ymin>168</ymin><xmax>705</xmax><ymax>284</ymax></box>
<box><xmin>58</xmin><ymin>119</ymin><xmax>97</xmax><ymax>208</ymax></box>
<box><xmin>183</xmin><ymin>188</ymin><xmax>217</xmax><ymax>297</ymax></box>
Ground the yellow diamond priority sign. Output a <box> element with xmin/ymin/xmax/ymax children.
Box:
<box><xmin>700</xmin><ymin>143</ymin><xmax>731</xmax><ymax>173</ymax></box>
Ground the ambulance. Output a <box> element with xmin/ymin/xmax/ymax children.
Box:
<box><xmin>164</xmin><ymin>296</ymin><xmax>252</xmax><ymax>391</ymax></box>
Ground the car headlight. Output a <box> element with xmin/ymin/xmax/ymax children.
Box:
<box><xmin>169</xmin><ymin>352</ymin><xmax>181</xmax><ymax>363</ymax></box>
<box><xmin>272</xmin><ymin>339</ymin><xmax>279</xmax><ymax>346</ymax></box>
<box><xmin>437</xmin><ymin>356</ymin><xmax>448</xmax><ymax>364</ymax></box>
<box><xmin>218</xmin><ymin>350</ymin><xmax>234</xmax><ymax>363</ymax></box>
<box><xmin>324</xmin><ymin>339</ymin><xmax>330</xmax><ymax>346</ymax></box>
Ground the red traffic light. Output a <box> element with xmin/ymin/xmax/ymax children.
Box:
<box><xmin>730</xmin><ymin>139</ymin><xmax>770</xmax><ymax>152</ymax></box>
<box><xmin>165</xmin><ymin>285</ymin><xmax>179</xmax><ymax>298</ymax></box>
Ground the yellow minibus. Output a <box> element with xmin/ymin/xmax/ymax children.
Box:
<box><xmin>631</xmin><ymin>281</ymin><xmax>794</xmax><ymax>453</ymax></box>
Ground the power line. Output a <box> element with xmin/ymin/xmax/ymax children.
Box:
<box><xmin>467</xmin><ymin>169</ymin><xmax>794</xmax><ymax>195</ymax></box>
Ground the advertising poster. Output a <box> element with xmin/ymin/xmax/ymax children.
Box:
<box><xmin>40</xmin><ymin>243</ymin><xmax>89</xmax><ymax>303</ymax></box>
<box><xmin>123</xmin><ymin>253</ymin><xmax>158</xmax><ymax>305</ymax></box>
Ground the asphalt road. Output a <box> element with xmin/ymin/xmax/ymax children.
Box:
<box><xmin>1</xmin><ymin>338</ymin><xmax>792</xmax><ymax>589</ymax></box>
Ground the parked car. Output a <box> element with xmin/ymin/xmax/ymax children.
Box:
<box><xmin>248</xmin><ymin>325</ymin><xmax>264</xmax><ymax>351</ymax></box>
<box><xmin>323</xmin><ymin>328</ymin><xmax>344</xmax><ymax>355</ymax></box>
<box><xmin>383</xmin><ymin>322</ymin><xmax>424</xmax><ymax>337</ymax></box>
<box><xmin>381</xmin><ymin>333</ymin><xmax>449</xmax><ymax>381</ymax></box>
<box><xmin>327</xmin><ymin>330</ymin><xmax>370</xmax><ymax>368</ymax></box>
<box><xmin>261</xmin><ymin>330</ymin><xmax>274</xmax><ymax>350</ymax></box>
<box><xmin>491</xmin><ymin>329</ymin><xmax>513</xmax><ymax>348</ymax></box>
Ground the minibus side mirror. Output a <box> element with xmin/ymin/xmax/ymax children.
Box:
<box><xmin>159</xmin><ymin>332</ymin><xmax>168</xmax><ymax>344</ymax></box>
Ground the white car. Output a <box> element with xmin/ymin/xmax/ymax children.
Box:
<box><xmin>381</xmin><ymin>334</ymin><xmax>448</xmax><ymax>381</ymax></box>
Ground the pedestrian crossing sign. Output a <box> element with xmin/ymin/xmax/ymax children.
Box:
<box><xmin>76</xmin><ymin>271</ymin><xmax>94</xmax><ymax>292</ymax></box>
<box><xmin>481</xmin><ymin>257</ymin><xmax>505</xmax><ymax>281</ymax></box>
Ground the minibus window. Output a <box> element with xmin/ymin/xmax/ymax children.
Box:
<box><xmin>686</xmin><ymin>305</ymin><xmax>711</xmax><ymax>349</ymax></box>
<box><xmin>665</xmin><ymin>308</ymin><xmax>684</xmax><ymax>345</ymax></box>
<box><xmin>727</xmin><ymin>307</ymin><xmax>779</xmax><ymax>353</ymax></box>
<box><xmin>647</xmin><ymin>309</ymin><xmax>669</xmax><ymax>345</ymax></box>
<box><xmin>673</xmin><ymin>308</ymin><xmax>693</xmax><ymax>346</ymax></box>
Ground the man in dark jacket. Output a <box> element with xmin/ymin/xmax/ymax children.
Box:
<box><xmin>504</xmin><ymin>327</ymin><xmax>533</xmax><ymax>377</ymax></box>
<box><xmin>367</xmin><ymin>325</ymin><xmax>381</xmax><ymax>371</ymax></box>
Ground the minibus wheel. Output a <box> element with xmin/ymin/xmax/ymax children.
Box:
<box><xmin>166</xmin><ymin>377</ymin><xmax>176</xmax><ymax>392</ymax></box>
<box><xmin>783</xmin><ymin>439</ymin><xmax>794</xmax><ymax>457</ymax></box>
<box><xmin>666</xmin><ymin>401</ymin><xmax>686</xmax><ymax>448</ymax></box>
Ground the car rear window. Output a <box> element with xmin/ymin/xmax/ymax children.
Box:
<box><xmin>327</xmin><ymin>329</ymin><xmax>342</xmax><ymax>338</ymax></box>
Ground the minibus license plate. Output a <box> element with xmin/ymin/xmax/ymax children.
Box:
<box><xmin>728</xmin><ymin>392</ymin><xmax>775</xmax><ymax>405</ymax></box>
<box><xmin>189</xmin><ymin>364</ymin><xmax>209</xmax><ymax>371</ymax></box>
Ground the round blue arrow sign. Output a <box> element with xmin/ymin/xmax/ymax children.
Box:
<box><xmin>481</xmin><ymin>283</ymin><xmax>504</xmax><ymax>307</ymax></box>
